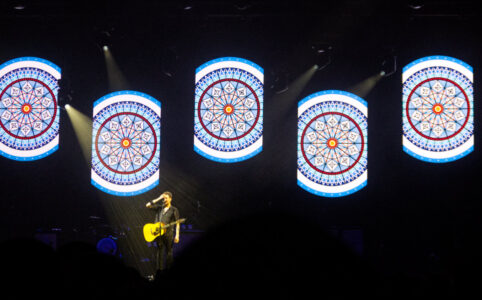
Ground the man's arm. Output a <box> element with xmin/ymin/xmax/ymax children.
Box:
<box><xmin>174</xmin><ymin>223</ymin><xmax>180</xmax><ymax>243</ymax></box>
<box><xmin>174</xmin><ymin>208</ymin><xmax>180</xmax><ymax>243</ymax></box>
<box><xmin>146</xmin><ymin>196</ymin><xmax>163</xmax><ymax>209</ymax></box>
<box><xmin>146</xmin><ymin>202</ymin><xmax>163</xmax><ymax>209</ymax></box>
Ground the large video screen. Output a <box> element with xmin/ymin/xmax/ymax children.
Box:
<box><xmin>402</xmin><ymin>56</ymin><xmax>473</xmax><ymax>163</ymax></box>
<box><xmin>297</xmin><ymin>91</ymin><xmax>368</xmax><ymax>197</ymax></box>
<box><xmin>194</xmin><ymin>57</ymin><xmax>263</xmax><ymax>163</ymax></box>
<box><xmin>0</xmin><ymin>57</ymin><xmax>61</xmax><ymax>161</ymax></box>
<box><xmin>91</xmin><ymin>91</ymin><xmax>161</xmax><ymax>196</ymax></box>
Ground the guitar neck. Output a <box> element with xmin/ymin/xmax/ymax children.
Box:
<box><xmin>162</xmin><ymin>218</ymin><xmax>185</xmax><ymax>228</ymax></box>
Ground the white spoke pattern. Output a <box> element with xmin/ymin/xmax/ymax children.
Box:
<box><xmin>301</xmin><ymin>112</ymin><xmax>363</xmax><ymax>175</ymax></box>
<box><xmin>402</xmin><ymin>56</ymin><xmax>473</xmax><ymax>163</ymax></box>
<box><xmin>0</xmin><ymin>57</ymin><xmax>60</xmax><ymax>161</ymax></box>
<box><xmin>406</xmin><ymin>78</ymin><xmax>469</xmax><ymax>140</ymax></box>
<box><xmin>298</xmin><ymin>91</ymin><xmax>367</xmax><ymax>197</ymax></box>
<box><xmin>95</xmin><ymin>112</ymin><xmax>157</xmax><ymax>175</ymax></box>
<box><xmin>0</xmin><ymin>79</ymin><xmax>56</xmax><ymax>139</ymax></box>
<box><xmin>194</xmin><ymin>58</ymin><xmax>263</xmax><ymax>163</ymax></box>
<box><xmin>198</xmin><ymin>79</ymin><xmax>259</xmax><ymax>141</ymax></box>
<box><xmin>91</xmin><ymin>92</ymin><xmax>161</xmax><ymax>196</ymax></box>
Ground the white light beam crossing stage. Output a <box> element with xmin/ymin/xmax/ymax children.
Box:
<box><xmin>0</xmin><ymin>57</ymin><xmax>61</xmax><ymax>161</ymax></box>
<box><xmin>91</xmin><ymin>91</ymin><xmax>161</xmax><ymax>196</ymax></box>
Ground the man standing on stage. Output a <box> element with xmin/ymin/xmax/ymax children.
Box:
<box><xmin>146</xmin><ymin>191</ymin><xmax>180</xmax><ymax>271</ymax></box>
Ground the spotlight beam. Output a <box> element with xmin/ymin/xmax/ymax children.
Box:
<box><xmin>257</xmin><ymin>65</ymin><xmax>319</xmax><ymax>180</ymax></box>
<box><xmin>348</xmin><ymin>73</ymin><xmax>383</xmax><ymax>98</ymax></box>
<box><xmin>103</xmin><ymin>47</ymin><xmax>130</xmax><ymax>91</ymax></box>
<box><xmin>271</xmin><ymin>65</ymin><xmax>318</xmax><ymax>117</ymax></box>
<box><xmin>65</xmin><ymin>105</ymin><xmax>92</xmax><ymax>165</ymax></box>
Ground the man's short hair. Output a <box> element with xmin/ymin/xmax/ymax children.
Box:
<box><xmin>162</xmin><ymin>191</ymin><xmax>172</xmax><ymax>199</ymax></box>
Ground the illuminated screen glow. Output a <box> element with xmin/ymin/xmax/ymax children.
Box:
<box><xmin>194</xmin><ymin>57</ymin><xmax>263</xmax><ymax>163</ymax></box>
<box><xmin>91</xmin><ymin>91</ymin><xmax>161</xmax><ymax>196</ymax></box>
<box><xmin>0</xmin><ymin>57</ymin><xmax>61</xmax><ymax>161</ymax></box>
<box><xmin>402</xmin><ymin>56</ymin><xmax>474</xmax><ymax>163</ymax></box>
<box><xmin>297</xmin><ymin>90</ymin><xmax>368</xmax><ymax>197</ymax></box>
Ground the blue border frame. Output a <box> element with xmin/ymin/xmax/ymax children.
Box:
<box><xmin>91</xmin><ymin>177</ymin><xmax>159</xmax><ymax>197</ymax></box>
<box><xmin>297</xmin><ymin>179</ymin><xmax>367</xmax><ymax>198</ymax></box>
<box><xmin>196</xmin><ymin>57</ymin><xmax>264</xmax><ymax>74</ymax></box>
<box><xmin>93</xmin><ymin>90</ymin><xmax>161</xmax><ymax>108</ymax></box>
<box><xmin>403</xmin><ymin>145</ymin><xmax>474</xmax><ymax>163</ymax></box>
<box><xmin>0</xmin><ymin>56</ymin><xmax>61</xmax><ymax>74</ymax></box>
<box><xmin>0</xmin><ymin>144</ymin><xmax>58</xmax><ymax>161</ymax></box>
<box><xmin>298</xmin><ymin>90</ymin><xmax>368</xmax><ymax>108</ymax></box>
<box><xmin>402</xmin><ymin>55</ymin><xmax>473</xmax><ymax>73</ymax></box>
<box><xmin>194</xmin><ymin>144</ymin><xmax>262</xmax><ymax>163</ymax></box>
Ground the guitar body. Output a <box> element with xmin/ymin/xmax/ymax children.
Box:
<box><xmin>143</xmin><ymin>218</ymin><xmax>185</xmax><ymax>242</ymax></box>
<box><xmin>143</xmin><ymin>222</ymin><xmax>166</xmax><ymax>242</ymax></box>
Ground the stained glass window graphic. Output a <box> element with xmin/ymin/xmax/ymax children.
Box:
<box><xmin>91</xmin><ymin>91</ymin><xmax>161</xmax><ymax>196</ymax></box>
<box><xmin>297</xmin><ymin>90</ymin><xmax>368</xmax><ymax>197</ymax></box>
<box><xmin>194</xmin><ymin>57</ymin><xmax>263</xmax><ymax>163</ymax></box>
<box><xmin>403</xmin><ymin>56</ymin><xmax>474</xmax><ymax>163</ymax></box>
<box><xmin>0</xmin><ymin>57</ymin><xmax>61</xmax><ymax>161</ymax></box>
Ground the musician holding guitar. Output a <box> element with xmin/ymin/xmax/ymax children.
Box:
<box><xmin>146</xmin><ymin>191</ymin><xmax>183</xmax><ymax>271</ymax></box>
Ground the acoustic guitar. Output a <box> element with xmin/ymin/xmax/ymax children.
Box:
<box><xmin>143</xmin><ymin>218</ymin><xmax>186</xmax><ymax>242</ymax></box>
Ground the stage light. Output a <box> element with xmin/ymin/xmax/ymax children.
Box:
<box><xmin>270</xmin><ymin>68</ymin><xmax>290</xmax><ymax>94</ymax></box>
<box><xmin>182</xmin><ymin>0</ymin><xmax>194</xmax><ymax>10</ymax></box>
<box><xmin>65</xmin><ymin>104</ymin><xmax>71</xmax><ymax>109</ymax></box>
<box><xmin>380</xmin><ymin>54</ymin><xmax>397</xmax><ymax>77</ymax></box>
<box><xmin>194</xmin><ymin>57</ymin><xmax>263</xmax><ymax>163</ymax></box>
<box><xmin>160</xmin><ymin>46</ymin><xmax>179</xmax><ymax>78</ymax></box>
<box><xmin>234</xmin><ymin>0</ymin><xmax>252</xmax><ymax>10</ymax></box>
<box><xmin>274</xmin><ymin>65</ymin><xmax>317</xmax><ymax>101</ymax></box>
<box><xmin>311</xmin><ymin>43</ymin><xmax>332</xmax><ymax>71</ymax></box>
<box><xmin>13</xmin><ymin>5</ymin><xmax>25</xmax><ymax>10</ymax></box>
<box><xmin>402</xmin><ymin>55</ymin><xmax>473</xmax><ymax>163</ymax></box>
<box><xmin>103</xmin><ymin>46</ymin><xmax>129</xmax><ymax>91</ymax></box>
<box><xmin>269</xmin><ymin>65</ymin><xmax>318</xmax><ymax>119</ymax></box>
<box><xmin>103</xmin><ymin>45</ymin><xmax>109</xmax><ymax>51</ymax></box>
<box><xmin>408</xmin><ymin>0</ymin><xmax>424</xmax><ymax>10</ymax></box>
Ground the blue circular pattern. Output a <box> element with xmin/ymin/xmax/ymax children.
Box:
<box><xmin>92</xmin><ymin>101</ymin><xmax>160</xmax><ymax>186</ymax></box>
<box><xmin>0</xmin><ymin>67</ymin><xmax>59</xmax><ymax>152</ymax></box>
<box><xmin>403</xmin><ymin>66</ymin><xmax>473</xmax><ymax>153</ymax></box>
<box><xmin>298</xmin><ymin>100</ymin><xmax>367</xmax><ymax>187</ymax></box>
<box><xmin>195</xmin><ymin>67</ymin><xmax>263</xmax><ymax>153</ymax></box>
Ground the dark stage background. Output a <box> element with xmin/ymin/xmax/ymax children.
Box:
<box><xmin>1</xmin><ymin>0</ymin><xmax>481</xmax><ymax>277</ymax></box>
